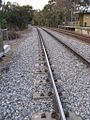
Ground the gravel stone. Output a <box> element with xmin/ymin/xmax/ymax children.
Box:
<box><xmin>0</xmin><ymin>27</ymin><xmax>54</xmax><ymax>119</ymax></box>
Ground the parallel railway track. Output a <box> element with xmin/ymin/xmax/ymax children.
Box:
<box><xmin>1</xmin><ymin>27</ymin><xmax>88</xmax><ymax>120</ymax></box>
<box><xmin>41</xmin><ymin>27</ymin><xmax>90</xmax><ymax>66</ymax></box>
<box><xmin>49</xmin><ymin>28</ymin><xmax>90</xmax><ymax>43</ymax></box>
<box><xmin>33</xmin><ymin>27</ymin><xmax>89</xmax><ymax>120</ymax></box>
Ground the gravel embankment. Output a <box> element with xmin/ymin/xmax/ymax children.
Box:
<box><xmin>39</xmin><ymin>28</ymin><xmax>90</xmax><ymax>120</ymax></box>
<box><xmin>43</xmin><ymin>28</ymin><xmax>90</xmax><ymax>63</ymax></box>
<box><xmin>0</xmin><ymin>27</ymin><xmax>53</xmax><ymax>120</ymax></box>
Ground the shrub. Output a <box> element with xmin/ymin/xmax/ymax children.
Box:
<box><xmin>8</xmin><ymin>30</ymin><xmax>20</xmax><ymax>40</ymax></box>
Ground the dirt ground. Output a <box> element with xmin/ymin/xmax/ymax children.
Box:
<box><xmin>0</xmin><ymin>29</ymin><xmax>32</xmax><ymax>72</ymax></box>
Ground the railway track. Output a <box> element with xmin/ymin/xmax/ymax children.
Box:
<box><xmin>32</xmin><ymin>28</ymin><xmax>84</xmax><ymax>120</ymax></box>
<box><xmin>41</xmin><ymin>27</ymin><xmax>90</xmax><ymax>66</ymax></box>
<box><xmin>35</xmin><ymin>28</ymin><xmax>66</xmax><ymax>120</ymax></box>
<box><xmin>0</xmin><ymin>27</ymin><xmax>89</xmax><ymax>120</ymax></box>
<box><xmin>49</xmin><ymin>28</ymin><xmax>90</xmax><ymax>43</ymax></box>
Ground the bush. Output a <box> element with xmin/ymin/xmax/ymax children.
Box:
<box><xmin>8</xmin><ymin>30</ymin><xmax>20</xmax><ymax>40</ymax></box>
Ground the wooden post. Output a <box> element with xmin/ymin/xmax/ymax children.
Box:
<box><xmin>0</xmin><ymin>28</ymin><xmax>4</xmax><ymax>57</ymax></box>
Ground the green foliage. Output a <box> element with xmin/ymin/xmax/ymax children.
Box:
<box><xmin>0</xmin><ymin>19</ymin><xmax>7</xmax><ymax>29</ymax></box>
<box><xmin>0</xmin><ymin>2</ymin><xmax>33</xmax><ymax>29</ymax></box>
<box><xmin>33</xmin><ymin>11</ymin><xmax>44</xmax><ymax>26</ymax></box>
<box><xmin>33</xmin><ymin>1</ymin><xmax>64</xmax><ymax>27</ymax></box>
<box><xmin>5</xmin><ymin>5</ymin><xmax>33</xmax><ymax>29</ymax></box>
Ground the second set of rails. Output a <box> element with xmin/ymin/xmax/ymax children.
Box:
<box><xmin>41</xmin><ymin>27</ymin><xmax>90</xmax><ymax>65</ymax></box>
<box><xmin>49</xmin><ymin>28</ymin><xmax>90</xmax><ymax>43</ymax></box>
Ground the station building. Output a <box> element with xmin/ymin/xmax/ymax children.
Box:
<box><xmin>74</xmin><ymin>8</ymin><xmax>90</xmax><ymax>35</ymax></box>
<box><xmin>76</xmin><ymin>11</ymin><xmax>90</xmax><ymax>27</ymax></box>
<box><xmin>59</xmin><ymin>7</ymin><xmax>90</xmax><ymax>36</ymax></box>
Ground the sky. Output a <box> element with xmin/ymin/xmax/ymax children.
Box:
<box><xmin>5</xmin><ymin>0</ymin><xmax>49</xmax><ymax>10</ymax></box>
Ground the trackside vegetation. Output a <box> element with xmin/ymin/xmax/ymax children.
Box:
<box><xmin>0</xmin><ymin>0</ymin><xmax>90</xmax><ymax>29</ymax></box>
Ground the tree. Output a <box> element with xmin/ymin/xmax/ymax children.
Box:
<box><xmin>33</xmin><ymin>0</ymin><xmax>64</xmax><ymax>27</ymax></box>
<box><xmin>0</xmin><ymin>1</ymin><xmax>33</xmax><ymax>29</ymax></box>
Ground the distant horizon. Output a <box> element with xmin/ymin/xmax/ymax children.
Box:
<box><xmin>5</xmin><ymin>0</ymin><xmax>49</xmax><ymax>10</ymax></box>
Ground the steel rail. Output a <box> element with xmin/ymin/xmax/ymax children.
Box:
<box><xmin>41</xmin><ymin>27</ymin><xmax>90</xmax><ymax>65</ymax></box>
<box><xmin>51</xmin><ymin>28</ymin><xmax>90</xmax><ymax>41</ymax></box>
<box><xmin>37</xmin><ymin>28</ymin><xmax>66</xmax><ymax>120</ymax></box>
